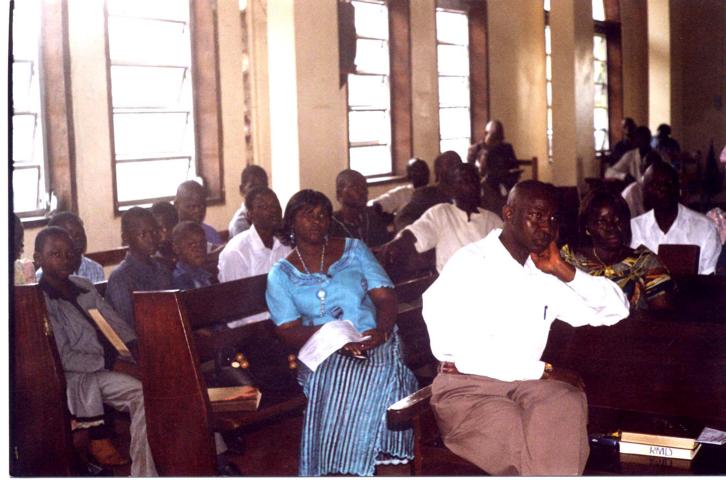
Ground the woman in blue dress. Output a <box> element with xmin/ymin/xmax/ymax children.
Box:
<box><xmin>266</xmin><ymin>189</ymin><xmax>418</xmax><ymax>476</ymax></box>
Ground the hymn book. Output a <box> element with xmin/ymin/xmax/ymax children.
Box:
<box><xmin>87</xmin><ymin>308</ymin><xmax>133</xmax><ymax>360</ymax></box>
<box><xmin>618</xmin><ymin>441</ymin><xmax>701</xmax><ymax>460</ymax></box>
<box><xmin>208</xmin><ymin>385</ymin><xmax>262</xmax><ymax>412</ymax></box>
<box><xmin>619</xmin><ymin>431</ymin><xmax>698</xmax><ymax>450</ymax></box>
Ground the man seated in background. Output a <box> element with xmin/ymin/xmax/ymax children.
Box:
<box><xmin>228</xmin><ymin>165</ymin><xmax>269</xmax><ymax>238</ymax></box>
<box><xmin>609</xmin><ymin>117</ymin><xmax>637</xmax><ymax>165</ymax></box>
<box><xmin>376</xmin><ymin>163</ymin><xmax>502</xmax><ymax>274</ymax></box>
<box><xmin>395</xmin><ymin>150</ymin><xmax>461</xmax><ymax>231</ymax></box>
<box><xmin>620</xmin><ymin>151</ymin><xmax>663</xmax><ymax>217</ymax></box>
<box><xmin>631</xmin><ymin>162</ymin><xmax>721</xmax><ymax>275</ymax></box>
<box><xmin>35</xmin><ymin>227</ymin><xmax>156</xmax><ymax>476</ymax></box>
<box><xmin>369</xmin><ymin>157</ymin><xmax>430</xmax><ymax>219</ymax></box>
<box><xmin>330</xmin><ymin>169</ymin><xmax>393</xmax><ymax>248</ymax></box>
<box><xmin>423</xmin><ymin>181</ymin><xmax>629</xmax><ymax>475</ymax></box>
<box><xmin>651</xmin><ymin>123</ymin><xmax>681</xmax><ymax>163</ymax></box>
<box><xmin>171</xmin><ymin>221</ymin><xmax>217</xmax><ymax>290</ymax></box>
<box><xmin>605</xmin><ymin>126</ymin><xmax>653</xmax><ymax>185</ymax></box>
<box><xmin>150</xmin><ymin>201</ymin><xmax>179</xmax><ymax>271</ymax></box>
<box><xmin>37</xmin><ymin>212</ymin><xmax>104</xmax><ymax>283</ymax></box>
<box><xmin>105</xmin><ymin>207</ymin><xmax>172</xmax><ymax>330</ymax></box>
<box><xmin>175</xmin><ymin>180</ymin><xmax>222</xmax><ymax>247</ymax></box>
<box><xmin>468</xmin><ymin>120</ymin><xmax>519</xmax><ymax>215</ymax></box>
<box><xmin>218</xmin><ymin>186</ymin><xmax>291</xmax><ymax>326</ymax></box>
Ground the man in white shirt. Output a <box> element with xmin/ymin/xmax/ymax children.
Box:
<box><xmin>605</xmin><ymin>126</ymin><xmax>653</xmax><ymax>184</ymax></box>
<box><xmin>422</xmin><ymin>180</ymin><xmax>629</xmax><ymax>475</ymax></box>
<box><xmin>218</xmin><ymin>187</ymin><xmax>291</xmax><ymax>325</ymax></box>
<box><xmin>630</xmin><ymin>162</ymin><xmax>721</xmax><ymax>274</ymax></box>
<box><xmin>377</xmin><ymin>163</ymin><xmax>502</xmax><ymax>273</ymax></box>
<box><xmin>369</xmin><ymin>158</ymin><xmax>429</xmax><ymax>216</ymax></box>
<box><xmin>621</xmin><ymin>151</ymin><xmax>664</xmax><ymax>217</ymax></box>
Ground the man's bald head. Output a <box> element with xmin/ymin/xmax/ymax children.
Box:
<box><xmin>175</xmin><ymin>180</ymin><xmax>208</xmax><ymax>223</ymax></box>
<box><xmin>433</xmin><ymin>151</ymin><xmax>462</xmax><ymax>184</ymax></box>
<box><xmin>502</xmin><ymin>180</ymin><xmax>560</xmax><ymax>255</ymax></box>
<box><xmin>506</xmin><ymin>180</ymin><xmax>559</xmax><ymax>211</ymax></box>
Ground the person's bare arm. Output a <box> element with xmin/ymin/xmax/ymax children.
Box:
<box><xmin>358</xmin><ymin>287</ymin><xmax>397</xmax><ymax>352</ymax></box>
<box><xmin>374</xmin><ymin>230</ymin><xmax>417</xmax><ymax>269</ymax></box>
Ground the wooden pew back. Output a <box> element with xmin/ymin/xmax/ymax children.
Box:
<box><xmin>11</xmin><ymin>285</ymin><xmax>76</xmax><ymax>476</ymax></box>
<box><xmin>133</xmin><ymin>270</ymin><xmax>438</xmax><ymax>475</ymax></box>
<box><xmin>133</xmin><ymin>289</ymin><xmax>218</xmax><ymax>476</ymax></box>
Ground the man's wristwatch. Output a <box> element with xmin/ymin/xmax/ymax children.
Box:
<box><xmin>542</xmin><ymin>362</ymin><xmax>554</xmax><ymax>379</ymax></box>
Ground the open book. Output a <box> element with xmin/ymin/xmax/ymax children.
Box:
<box><xmin>208</xmin><ymin>385</ymin><xmax>262</xmax><ymax>412</ymax></box>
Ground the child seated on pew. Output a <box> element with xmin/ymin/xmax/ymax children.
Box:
<box><xmin>171</xmin><ymin>221</ymin><xmax>217</xmax><ymax>289</ymax></box>
<box><xmin>36</xmin><ymin>211</ymin><xmax>105</xmax><ymax>283</ymax></box>
<box><xmin>34</xmin><ymin>227</ymin><xmax>156</xmax><ymax>475</ymax></box>
<box><xmin>150</xmin><ymin>201</ymin><xmax>178</xmax><ymax>271</ymax></box>
<box><xmin>105</xmin><ymin>209</ymin><xmax>241</xmax><ymax>474</ymax></box>
<box><xmin>105</xmin><ymin>207</ymin><xmax>173</xmax><ymax>330</ymax></box>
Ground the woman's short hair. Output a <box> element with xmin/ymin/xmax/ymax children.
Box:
<box><xmin>577</xmin><ymin>188</ymin><xmax>632</xmax><ymax>248</ymax></box>
<box><xmin>282</xmin><ymin>189</ymin><xmax>333</xmax><ymax>246</ymax></box>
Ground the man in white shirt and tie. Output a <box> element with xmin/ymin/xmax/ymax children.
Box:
<box><xmin>422</xmin><ymin>180</ymin><xmax>630</xmax><ymax>475</ymax></box>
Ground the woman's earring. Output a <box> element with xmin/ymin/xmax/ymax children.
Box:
<box><xmin>290</xmin><ymin>231</ymin><xmax>296</xmax><ymax>244</ymax></box>
<box><xmin>585</xmin><ymin>229</ymin><xmax>592</xmax><ymax>236</ymax></box>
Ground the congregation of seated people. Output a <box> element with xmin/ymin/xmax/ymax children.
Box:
<box><xmin>12</xmin><ymin>113</ymin><xmax>726</xmax><ymax>476</ymax></box>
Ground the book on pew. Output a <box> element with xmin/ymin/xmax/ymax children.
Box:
<box><xmin>618</xmin><ymin>440</ymin><xmax>701</xmax><ymax>460</ymax></box>
<box><xmin>619</xmin><ymin>430</ymin><xmax>698</xmax><ymax>450</ymax></box>
<box><xmin>87</xmin><ymin>308</ymin><xmax>133</xmax><ymax>360</ymax></box>
<box><xmin>618</xmin><ymin>452</ymin><xmax>695</xmax><ymax>471</ymax></box>
<box><xmin>207</xmin><ymin>385</ymin><xmax>262</xmax><ymax>412</ymax></box>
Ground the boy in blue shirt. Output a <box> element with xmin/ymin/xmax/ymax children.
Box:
<box><xmin>171</xmin><ymin>221</ymin><xmax>216</xmax><ymax>290</ymax></box>
<box><xmin>106</xmin><ymin>207</ymin><xmax>172</xmax><ymax>331</ymax></box>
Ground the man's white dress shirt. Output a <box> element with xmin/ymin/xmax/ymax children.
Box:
<box><xmin>605</xmin><ymin>148</ymin><xmax>643</xmax><ymax>182</ymax></box>
<box><xmin>630</xmin><ymin>203</ymin><xmax>721</xmax><ymax>275</ymax></box>
<box><xmin>422</xmin><ymin>229</ymin><xmax>629</xmax><ymax>382</ymax></box>
<box><xmin>621</xmin><ymin>180</ymin><xmax>645</xmax><ymax>218</ymax></box>
<box><xmin>405</xmin><ymin>203</ymin><xmax>503</xmax><ymax>273</ymax></box>
<box><xmin>368</xmin><ymin>184</ymin><xmax>414</xmax><ymax>214</ymax></box>
<box><xmin>218</xmin><ymin>224</ymin><xmax>291</xmax><ymax>325</ymax></box>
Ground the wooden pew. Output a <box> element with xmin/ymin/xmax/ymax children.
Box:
<box><xmin>133</xmin><ymin>274</ymin><xmax>304</xmax><ymax>476</ymax></box>
<box><xmin>133</xmin><ymin>270</ymin><xmax>438</xmax><ymax>476</ymax></box>
<box><xmin>387</xmin><ymin>275</ymin><xmax>726</xmax><ymax>475</ymax></box>
<box><xmin>11</xmin><ymin>285</ymin><xmax>76</xmax><ymax>476</ymax></box>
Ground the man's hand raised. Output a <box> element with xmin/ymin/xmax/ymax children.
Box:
<box><xmin>530</xmin><ymin>241</ymin><xmax>575</xmax><ymax>283</ymax></box>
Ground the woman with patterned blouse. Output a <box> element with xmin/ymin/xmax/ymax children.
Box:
<box><xmin>561</xmin><ymin>189</ymin><xmax>673</xmax><ymax>310</ymax></box>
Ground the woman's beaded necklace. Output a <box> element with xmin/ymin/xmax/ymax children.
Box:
<box><xmin>295</xmin><ymin>240</ymin><xmax>326</xmax><ymax>275</ymax></box>
<box><xmin>295</xmin><ymin>240</ymin><xmax>328</xmax><ymax>317</ymax></box>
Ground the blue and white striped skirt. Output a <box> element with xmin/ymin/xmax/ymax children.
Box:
<box><xmin>297</xmin><ymin>332</ymin><xmax>418</xmax><ymax>476</ymax></box>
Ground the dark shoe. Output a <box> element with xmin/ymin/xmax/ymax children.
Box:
<box><xmin>217</xmin><ymin>454</ymin><xmax>241</xmax><ymax>476</ymax></box>
<box><xmin>221</xmin><ymin>431</ymin><xmax>245</xmax><ymax>455</ymax></box>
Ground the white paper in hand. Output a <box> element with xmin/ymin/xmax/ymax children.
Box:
<box><xmin>298</xmin><ymin>320</ymin><xmax>370</xmax><ymax>371</ymax></box>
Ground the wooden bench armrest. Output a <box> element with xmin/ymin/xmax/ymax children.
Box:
<box><xmin>387</xmin><ymin>384</ymin><xmax>432</xmax><ymax>429</ymax></box>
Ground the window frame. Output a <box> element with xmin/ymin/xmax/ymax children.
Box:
<box><xmin>437</xmin><ymin>0</ymin><xmax>489</xmax><ymax>156</ymax></box>
<box><xmin>104</xmin><ymin>0</ymin><xmax>224</xmax><ymax>214</ymax></box>
<box><xmin>435</xmin><ymin>7</ymin><xmax>472</xmax><ymax>160</ymax></box>
<box><xmin>345</xmin><ymin>0</ymin><xmax>397</xmax><ymax>180</ymax></box>
<box><xmin>594</xmin><ymin>2</ymin><xmax>623</xmax><ymax>153</ymax></box>
<box><xmin>12</xmin><ymin>0</ymin><xmax>77</xmax><ymax>225</ymax></box>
